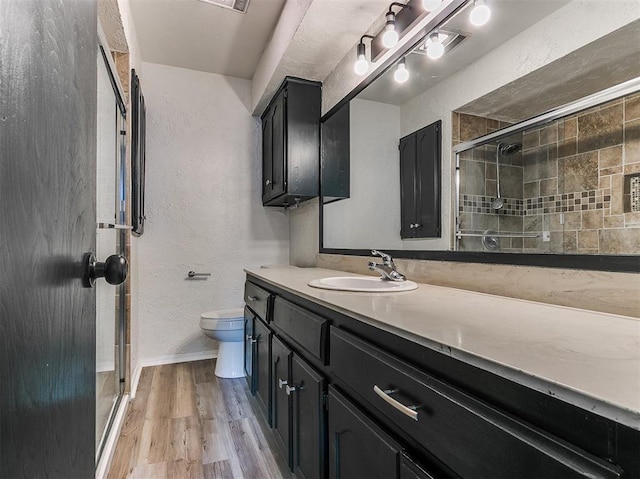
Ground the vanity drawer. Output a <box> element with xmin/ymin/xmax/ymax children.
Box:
<box><xmin>272</xmin><ymin>297</ymin><xmax>328</xmax><ymax>363</ymax></box>
<box><xmin>244</xmin><ymin>281</ymin><xmax>271</xmax><ymax>321</ymax></box>
<box><xmin>330</xmin><ymin>327</ymin><xmax>622</xmax><ymax>479</ymax></box>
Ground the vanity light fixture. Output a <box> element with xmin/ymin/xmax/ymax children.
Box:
<box><xmin>422</xmin><ymin>0</ymin><xmax>442</xmax><ymax>11</ymax></box>
<box><xmin>394</xmin><ymin>58</ymin><xmax>410</xmax><ymax>83</ymax></box>
<box><xmin>469</xmin><ymin>0</ymin><xmax>491</xmax><ymax>26</ymax></box>
<box><xmin>354</xmin><ymin>34</ymin><xmax>375</xmax><ymax>75</ymax></box>
<box><xmin>426</xmin><ymin>31</ymin><xmax>445</xmax><ymax>59</ymax></box>
<box><xmin>382</xmin><ymin>2</ymin><xmax>411</xmax><ymax>49</ymax></box>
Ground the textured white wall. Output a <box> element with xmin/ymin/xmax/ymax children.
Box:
<box><xmin>137</xmin><ymin>62</ymin><xmax>289</xmax><ymax>363</ymax></box>
<box><xmin>324</xmin><ymin>99</ymin><xmax>402</xmax><ymax>249</ymax></box>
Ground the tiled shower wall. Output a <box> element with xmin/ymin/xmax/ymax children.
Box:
<box><xmin>454</xmin><ymin>92</ymin><xmax>640</xmax><ymax>254</ymax></box>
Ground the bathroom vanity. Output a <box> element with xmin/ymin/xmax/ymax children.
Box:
<box><xmin>243</xmin><ymin>266</ymin><xmax>639</xmax><ymax>479</ymax></box>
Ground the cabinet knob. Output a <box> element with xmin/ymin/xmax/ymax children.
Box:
<box><xmin>278</xmin><ymin>378</ymin><xmax>288</xmax><ymax>389</ymax></box>
<box><xmin>285</xmin><ymin>384</ymin><xmax>300</xmax><ymax>395</ymax></box>
<box><xmin>265</xmin><ymin>179</ymin><xmax>271</xmax><ymax>186</ymax></box>
<box><xmin>409</xmin><ymin>224</ymin><xmax>415</xmax><ymax>229</ymax></box>
<box><xmin>246</xmin><ymin>334</ymin><xmax>257</xmax><ymax>343</ymax></box>
<box><xmin>414</xmin><ymin>223</ymin><xmax>421</xmax><ymax>228</ymax></box>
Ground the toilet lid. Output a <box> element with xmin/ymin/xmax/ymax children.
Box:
<box><xmin>200</xmin><ymin>307</ymin><xmax>244</xmax><ymax>320</ymax></box>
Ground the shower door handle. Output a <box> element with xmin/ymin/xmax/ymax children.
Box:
<box><xmin>83</xmin><ymin>253</ymin><xmax>128</xmax><ymax>288</ymax></box>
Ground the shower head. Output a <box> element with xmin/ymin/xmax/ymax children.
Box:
<box><xmin>498</xmin><ymin>142</ymin><xmax>522</xmax><ymax>156</ymax></box>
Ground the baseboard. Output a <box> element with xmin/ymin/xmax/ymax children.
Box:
<box><xmin>130</xmin><ymin>350</ymin><xmax>218</xmax><ymax>398</ymax></box>
<box><xmin>95</xmin><ymin>393</ymin><xmax>130</xmax><ymax>479</ymax></box>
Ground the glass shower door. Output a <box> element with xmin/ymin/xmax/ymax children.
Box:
<box><xmin>95</xmin><ymin>45</ymin><xmax>126</xmax><ymax>460</ymax></box>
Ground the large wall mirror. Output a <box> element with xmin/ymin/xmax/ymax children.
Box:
<box><xmin>320</xmin><ymin>0</ymin><xmax>640</xmax><ymax>272</ymax></box>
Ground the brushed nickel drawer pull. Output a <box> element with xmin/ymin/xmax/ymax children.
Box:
<box><xmin>373</xmin><ymin>385</ymin><xmax>419</xmax><ymax>421</ymax></box>
<box><xmin>247</xmin><ymin>296</ymin><xmax>258</xmax><ymax>302</ymax></box>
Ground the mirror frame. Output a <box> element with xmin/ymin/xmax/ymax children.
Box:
<box><xmin>319</xmin><ymin>15</ymin><xmax>640</xmax><ymax>274</ymax></box>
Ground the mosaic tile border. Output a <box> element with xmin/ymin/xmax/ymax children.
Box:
<box><xmin>459</xmin><ymin>189</ymin><xmax>612</xmax><ymax>216</ymax></box>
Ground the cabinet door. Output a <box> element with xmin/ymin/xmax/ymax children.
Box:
<box><xmin>399</xmin><ymin>134</ymin><xmax>417</xmax><ymax>239</ymax></box>
<box><xmin>292</xmin><ymin>354</ymin><xmax>326</xmax><ymax>479</ymax></box>
<box><xmin>321</xmin><ymin>102</ymin><xmax>350</xmax><ymax>201</ymax></box>
<box><xmin>415</xmin><ymin>121</ymin><xmax>441</xmax><ymax>238</ymax></box>
<box><xmin>328</xmin><ymin>387</ymin><xmax>401</xmax><ymax>479</ymax></box>
<box><xmin>262</xmin><ymin>105</ymin><xmax>274</xmax><ymax>203</ymax></box>
<box><xmin>254</xmin><ymin>318</ymin><xmax>271</xmax><ymax>423</ymax></box>
<box><xmin>244</xmin><ymin>308</ymin><xmax>255</xmax><ymax>394</ymax></box>
<box><xmin>270</xmin><ymin>90</ymin><xmax>287</xmax><ymax>201</ymax></box>
<box><xmin>400</xmin><ymin>454</ymin><xmax>436</xmax><ymax>479</ymax></box>
<box><xmin>272</xmin><ymin>335</ymin><xmax>292</xmax><ymax>468</ymax></box>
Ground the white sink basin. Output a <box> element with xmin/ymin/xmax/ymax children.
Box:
<box><xmin>308</xmin><ymin>276</ymin><xmax>418</xmax><ymax>292</ymax></box>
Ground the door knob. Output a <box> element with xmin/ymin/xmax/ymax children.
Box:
<box><xmin>83</xmin><ymin>253</ymin><xmax>128</xmax><ymax>288</ymax></box>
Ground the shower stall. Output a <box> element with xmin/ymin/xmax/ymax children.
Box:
<box><xmin>454</xmin><ymin>78</ymin><xmax>640</xmax><ymax>255</ymax></box>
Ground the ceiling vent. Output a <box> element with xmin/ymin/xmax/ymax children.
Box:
<box><xmin>198</xmin><ymin>0</ymin><xmax>250</xmax><ymax>14</ymax></box>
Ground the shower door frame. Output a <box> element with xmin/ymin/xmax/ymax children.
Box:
<box><xmin>95</xmin><ymin>25</ymin><xmax>128</xmax><ymax>465</ymax></box>
<box><xmin>454</xmin><ymin>76</ymin><xmax>640</xmax><ymax>254</ymax></box>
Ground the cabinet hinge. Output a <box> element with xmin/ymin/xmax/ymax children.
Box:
<box><xmin>323</xmin><ymin>392</ymin><xmax>329</xmax><ymax>411</ymax></box>
<box><xmin>284</xmin><ymin>89</ymin><xmax>288</xmax><ymax>99</ymax></box>
<box><xmin>120</xmin><ymin>130</ymin><xmax>126</xmax><ymax>136</ymax></box>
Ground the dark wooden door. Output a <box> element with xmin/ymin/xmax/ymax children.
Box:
<box><xmin>292</xmin><ymin>354</ymin><xmax>326</xmax><ymax>479</ymax></box>
<box><xmin>244</xmin><ymin>308</ymin><xmax>255</xmax><ymax>393</ymax></box>
<box><xmin>272</xmin><ymin>335</ymin><xmax>292</xmax><ymax>468</ymax></box>
<box><xmin>328</xmin><ymin>387</ymin><xmax>401</xmax><ymax>479</ymax></box>
<box><xmin>270</xmin><ymin>91</ymin><xmax>287</xmax><ymax>201</ymax></box>
<box><xmin>399</xmin><ymin>134</ymin><xmax>417</xmax><ymax>239</ymax></box>
<box><xmin>262</xmin><ymin>104</ymin><xmax>274</xmax><ymax>203</ymax></box>
<box><xmin>254</xmin><ymin>318</ymin><xmax>271</xmax><ymax>421</ymax></box>
<box><xmin>415</xmin><ymin>121</ymin><xmax>441</xmax><ymax>238</ymax></box>
<box><xmin>0</xmin><ymin>1</ymin><xmax>97</xmax><ymax>477</ymax></box>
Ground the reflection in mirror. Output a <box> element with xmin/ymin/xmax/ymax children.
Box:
<box><xmin>455</xmin><ymin>82</ymin><xmax>640</xmax><ymax>255</ymax></box>
<box><xmin>321</xmin><ymin>0</ymin><xmax>640</xmax><ymax>264</ymax></box>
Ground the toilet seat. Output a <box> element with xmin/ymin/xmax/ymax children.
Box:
<box><xmin>200</xmin><ymin>308</ymin><xmax>244</xmax><ymax>331</ymax></box>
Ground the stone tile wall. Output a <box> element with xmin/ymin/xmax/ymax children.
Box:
<box><xmin>454</xmin><ymin>92</ymin><xmax>640</xmax><ymax>255</ymax></box>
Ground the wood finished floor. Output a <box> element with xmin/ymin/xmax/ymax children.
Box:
<box><xmin>107</xmin><ymin>360</ymin><xmax>293</xmax><ymax>479</ymax></box>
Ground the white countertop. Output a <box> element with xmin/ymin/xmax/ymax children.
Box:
<box><xmin>245</xmin><ymin>265</ymin><xmax>640</xmax><ymax>430</ymax></box>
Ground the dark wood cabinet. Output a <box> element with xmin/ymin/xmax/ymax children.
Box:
<box><xmin>328</xmin><ymin>386</ymin><xmax>402</xmax><ymax>479</ymax></box>
<box><xmin>261</xmin><ymin>77</ymin><xmax>321</xmax><ymax>207</ymax></box>
<box><xmin>321</xmin><ymin>102</ymin><xmax>350</xmax><ymax>202</ymax></box>
<box><xmin>254</xmin><ymin>317</ymin><xmax>272</xmax><ymax>423</ymax></box>
<box><xmin>272</xmin><ymin>336</ymin><xmax>293</xmax><ymax>466</ymax></box>
<box><xmin>291</xmin><ymin>354</ymin><xmax>326</xmax><ymax>479</ymax></box>
<box><xmin>244</xmin><ymin>307</ymin><xmax>255</xmax><ymax>394</ymax></box>
<box><xmin>245</xmin><ymin>275</ymin><xmax>638</xmax><ymax>479</ymax></box>
<box><xmin>400</xmin><ymin>120</ymin><xmax>441</xmax><ymax>239</ymax></box>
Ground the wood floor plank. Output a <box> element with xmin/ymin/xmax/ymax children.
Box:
<box><xmin>175</xmin><ymin>362</ymin><xmax>198</xmax><ymax>418</ymax></box>
<box><xmin>218</xmin><ymin>378</ymin><xmax>253</xmax><ymax>421</ymax></box>
<box><xmin>166</xmin><ymin>459</ymin><xmax>204</xmax><ymax>479</ymax></box>
<box><xmin>146</xmin><ymin>365</ymin><xmax>177</xmax><ymax>420</ymax></box>
<box><xmin>130</xmin><ymin>461</ymin><xmax>167</xmax><ymax>479</ymax></box>
<box><xmin>203</xmin><ymin>460</ymin><xmax>234</xmax><ymax>479</ymax></box>
<box><xmin>201</xmin><ymin>419</ymin><xmax>232</xmax><ymax>465</ymax></box>
<box><xmin>108</xmin><ymin>361</ymin><xmax>290</xmax><ymax>479</ymax></box>
<box><xmin>169</xmin><ymin>416</ymin><xmax>202</xmax><ymax>463</ymax></box>
<box><xmin>193</xmin><ymin>359</ymin><xmax>216</xmax><ymax>384</ymax></box>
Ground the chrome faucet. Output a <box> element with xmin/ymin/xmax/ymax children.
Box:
<box><xmin>368</xmin><ymin>250</ymin><xmax>406</xmax><ymax>282</ymax></box>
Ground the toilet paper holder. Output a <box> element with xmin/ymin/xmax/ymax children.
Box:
<box><xmin>187</xmin><ymin>271</ymin><xmax>211</xmax><ymax>279</ymax></box>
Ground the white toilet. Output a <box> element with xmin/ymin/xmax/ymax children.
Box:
<box><xmin>199</xmin><ymin>308</ymin><xmax>245</xmax><ymax>378</ymax></box>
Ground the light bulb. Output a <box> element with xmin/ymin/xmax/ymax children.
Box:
<box><xmin>382</xmin><ymin>15</ymin><xmax>399</xmax><ymax>48</ymax></box>
<box><xmin>422</xmin><ymin>0</ymin><xmax>442</xmax><ymax>11</ymax></box>
<box><xmin>354</xmin><ymin>54</ymin><xmax>369</xmax><ymax>75</ymax></box>
<box><xmin>394</xmin><ymin>60</ymin><xmax>409</xmax><ymax>83</ymax></box>
<box><xmin>470</xmin><ymin>0</ymin><xmax>491</xmax><ymax>26</ymax></box>
<box><xmin>426</xmin><ymin>32</ymin><xmax>444</xmax><ymax>59</ymax></box>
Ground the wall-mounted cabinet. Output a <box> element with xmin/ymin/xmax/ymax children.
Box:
<box><xmin>399</xmin><ymin>120</ymin><xmax>441</xmax><ymax>239</ymax></box>
<box><xmin>321</xmin><ymin>102</ymin><xmax>350</xmax><ymax>203</ymax></box>
<box><xmin>261</xmin><ymin>77</ymin><xmax>321</xmax><ymax>207</ymax></box>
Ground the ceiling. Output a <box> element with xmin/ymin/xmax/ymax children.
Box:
<box><xmin>128</xmin><ymin>0</ymin><xmax>396</xmax><ymax>83</ymax></box>
<box><xmin>129</xmin><ymin>0</ymin><xmax>287</xmax><ymax>79</ymax></box>
<box><xmin>359</xmin><ymin>0</ymin><xmax>573</xmax><ymax>106</ymax></box>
